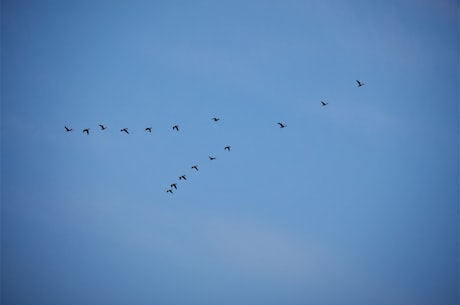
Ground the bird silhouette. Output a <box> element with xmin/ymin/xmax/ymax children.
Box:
<box><xmin>321</xmin><ymin>101</ymin><xmax>329</xmax><ymax>106</ymax></box>
<box><xmin>64</xmin><ymin>126</ymin><xmax>72</xmax><ymax>132</ymax></box>
<box><xmin>356</xmin><ymin>80</ymin><xmax>364</xmax><ymax>87</ymax></box>
<box><xmin>277</xmin><ymin>122</ymin><xmax>287</xmax><ymax>128</ymax></box>
<box><xmin>212</xmin><ymin>117</ymin><xmax>220</xmax><ymax>122</ymax></box>
<box><xmin>224</xmin><ymin>146</ymin><xmax>231</xmax><ymax>151</ymax></box>
<box><xmin>172</xmin><ymin>125</ymin><xmax>179</xmax><ymax>131</ymax></box>
<box><xmin>179</xmin><ymin>175</ymin><xmax>187</xmax><ymax>180</ymax></box>
<box><xmin>83</xmin><ymin>128</ymin><xmax>90</xmax><ymax>135</ymax></box>
<box><xmin>209</xmin><ymin>156</ymin><xmax>216</xmax><ymax>160</ymax></box>
<box><xmin>145</xmin><ymin>127</ymin><xmax>152</xmax><ymax>133</ymax></box>
<box><xmin>191</xmin><ymin>165</ymin><xmax>199</xmax><ymax>171</ymax></box>
<box><xmin>171</xmin><ymin>183</ymin><xmax>177</xmax><ymax>189</ymax></box>
<box><xmin>120</xmin><ymin>128</ymin><xmax>129</xmax><ymax>134</ymax></box>
<box><xmin>99</xmin><ymin>124</ymin><xmax>107</xmax><ymax>130</ymax></box>
<box><xmin>166</xmin><ymin>189</ymin><xmax>173</xmax><ymax>194</ymax></box>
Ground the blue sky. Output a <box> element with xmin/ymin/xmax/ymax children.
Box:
<box><xmin>1</xmin><ymin>1</ymin><xmax>458</xmax><ymax>304</ymax></box>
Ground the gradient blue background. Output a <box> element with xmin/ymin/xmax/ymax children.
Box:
<box><xmin>2</xmin><ymin>1</ymin><xmax>459</xmax><ymax>304</ymax></box>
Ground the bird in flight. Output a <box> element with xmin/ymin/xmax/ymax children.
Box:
<box><xmin>120</xmin><ymin>128</ymin><xmax>129</xmax><ymax>134</ymax></box>
<box><xmin>64</xmin><ymin>126</ymin><xmax>72</xmax><ymax>132</ymax></box>
<box><xmin>99</xmin><ymin>124</ymin><xmax>107</xmax><ymax>130</ymax></box>
<box><xmin>171</xmin><ymin>183</ymin><xmax>177</xmax><ymax>190</ymax></box>
<box><xmin>209</xmin><ymin>156</ymin><xmax>216</xmax><ymax>160</ymax></box>
<box><xmin>172</xmin><ymin>125</ymin><xmax>179</xmax><ymax>131</ymax></box>
<box><xmin>277</xmin><ymin>122</ymin><xmax>287</xmax><ymax>128</ymax></box>
<box><xmin>321</xmin><ymin>101</ymin><xmax>329</xmax><ymax>106</ymax></box>
<box><xmin>356</xmin><ymin>80</ymin><xmax>365</xmax><ymax>87</ymax></box>
<box><xmin>166</xmin><ymin>189</ymin><xmax>173</xmax><ymax>194</ymax></box>
<box><xmin>179</xmin><ymin>175</ymin><xmax>187</xmax><ymax>180</ymax></box>
<box><xmin>224</xmin><ymin>146</ymin><xmax>231</xmax><ymax>151</ymax></box>
<box><xmin>212</xmin><ymin>117</ymin><xmax>220</xmax><ymax>122</ymax></box>
<box><xmin>145</xmin><ymin>127</ymin><xmax>152</xmax><ymax>133</ymax></box>
<box><xmin>83</xmin><ymin>128</ymin><xmax>90</xmax><ymax>135</ymax></box>
<box><xmin>191</xmin><ymin>165</ymin><xmax>199</xmax><ymax>171</ymax></box>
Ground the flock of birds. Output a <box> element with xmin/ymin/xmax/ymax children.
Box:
<box><xmin>64</xmin><ymin>80</ymin><xmax>365</xmax><ymax>194</ymax></box>
<box><xmin>65</xmin><ymin>125</ymin><xmax>164</xmax><ymax>135</ymax></box>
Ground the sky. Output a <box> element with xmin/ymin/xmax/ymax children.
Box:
<box><xmin>1</xmin><ymin>1</ymin><xmax>459</xmax><ymax>304</ymax></box>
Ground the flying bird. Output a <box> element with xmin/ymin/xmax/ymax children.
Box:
<box><xmin>120</xmin><ymin>128</ymin><xmax>129</xmax><ymax>134</ymax></box>
<box><xmin>212</xmin><ymin>117</ymin><xmax>220</xmax><ymax>122</ymax></box>
<box><xmin>99</xmin><ymin>124</ymin><xmax>107</xmax><ymax>130</ymax></box>
<box><xmin>172</xmin><ymin>125</ymin><xmax>179</xmax><ymax>131</ymax></box>
<box><xmin>356</xmin><ymin>80</ymin><xmax>365</xmax><ymax>87</ymax></box>
<box><xmin>209</xmin><ymin>156</ymin><xmax>216</xmax><ymax>160</ymax></box>
<box><xmin>64</xmin><ymin>126</ymin><xmax>72</xmax><ymax>132</ymax></box>
<box><xmin>224</xmin><ymin>146</ymin><xmax>231</xmax><ymax>151</ymax></box>
<box><xmin>171</xmin><ymin>183</ymin><xmax>177</xmax><ymax>189</ymax></box>
<box><xmin>321</xmin><ymin>101</ymin><xmax>329</xmax><ymax>106</ymax></box>
<box><xmin>166</xmin><ymin>189</ymin><xmax>173</xmax><ymax>194</ymax></box>
<box><xmin>179</xmin><ymin>175</ymin><xmax>187</xmax><ymax>180</ymax></box>
<box><xmin>277</xmin><ymin>122</ymin><xmax>287</xmax><ymax>128</ymax></box>
<box><xmin>83</xmin><ymin>128</ymin><xmax>90</xmax><ymax>135</ymax></box>
<box><xmin>145</xmin><ymin>127</ymin><xmax>152</xmax><ymax>133</ymax></box>
<box><xmin>191</xmin><ymin>165</ymin><xmax>199</xmax><ymax>171</ymax></box>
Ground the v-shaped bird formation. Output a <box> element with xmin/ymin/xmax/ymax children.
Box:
<box><xmin>64</xmin><ymin>80</ymin><xmax>365</xmax><ymax>195</ymax></box>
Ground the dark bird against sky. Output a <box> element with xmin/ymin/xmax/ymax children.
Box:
<box><xmin>224</xmin><ymin>146</ymin><xmax>231</xmax><ymax>151</ymax></box>
<box><xmin>179</xmin><ymin>175</ymin><xmax>187</xmax><ymax>180</ymax></box>
<box><xmin>64</xmin><ymin>126</ymin><xmax>72</xmax><ymax>132</ymax></box>
<box><xmin>83</xmin><ymin>128</ymin><xmax>90</xmax><ymax>135</ymax></box>
<box><xmin>321</xmin><ymin>101</ymin><xmax>329</xmax><ymax>106</ymax></box>
<box><xmin>209</xmin><ymin>156</ymin><xmax>216</xmax><ymax>160</ymax></box>
<box><xmin>356</xmin><ymin>80</ymin><xmax>364</xmax><ymax>87</ymax></box>
<box><xmin>145</xmin><ymin>127</ymin><xmax>152</xmax><ymax>133</ymax></box>
<box><xmin>191</xmin><ymin>165</ymin><xmax>199</xmax><ymax>171</ymax></box>
<box><xmin>277</xmin><ymin>122</ymin><xmax>287</xmax><ymax>128</ymax></box>
<box><xmin>173</xmin><ymin>125</ymin><xmax>179</xmax><ymax>131</ymax></box>
<box><xmin>99</xmin><ymin>124</ymin><xmax>107</xmax><ymax>130</ymax></box>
